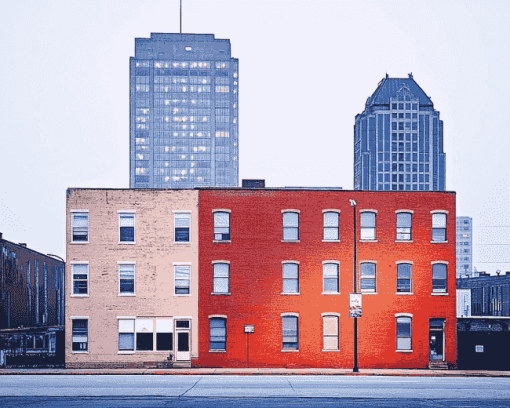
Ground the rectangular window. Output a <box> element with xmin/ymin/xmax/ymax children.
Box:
<box><xmin>282</xmin><ymin>316</ymin><xmax>298</xmax><ymax>350</ymax></box>
<box><xmin>118</xmin><ymin>319</ymin><xmax>135</xmax><ymax>351</ymax></box>
<box><xmin>136</xmin><ymin>319</ymin><xmax>153</xmax><ymax>351</ymax></box>
<box><xmin>72</xmin><ymin>264</ymin><xmax>88</xmax><ymax>295</ymax></box>
<box><xmin>360</xmin><ymin>212</ymin><xmax>376</xmax><ymax>240</ymax></box>
<box><xmin>283</xmin><ymin>263</ymin><xmax>299</xmax><ymax>293</ymax></box>
<box><xmin>210</xmin><ymin>318</ymin><xmax>227</xmax><ymax>350</ymax></box>
<box><xmin>72</xmin><ymin>319</ymin><xmax>88</xmax><ymax>351</ymax></box>
<box><xmin>396</xmin><ymin>317</ymin><xmax>412</xmax><ymax>350</ymax></box>
<box><xmin>397</xmin><ymin>264</ymin><xmax>412</xmax><ymax>293</ymax></box>
<box><xmin>323</xmin><ymin>263</ymin><xmax>339</xmax><ymax>293</ymax></box>
<box><xmin>323</xmin><ymin>316</ymin><xmax>339</xmax><ymax>351</ymax></box>
<box><xmin>119</xmin><ymin>213</ymin><xmax>135</xmax><ymax>242</ymax></box>
<box><xmin>175</xmin><ymin>265</ymin><xmax>190</xmax><ymax>294</ymax></box>
<box><xmin>432</xmin><ymin>213</ymin><xmax>447</xmax><ymax>241</ymax></box>
<box><xmin>283</xmin><ymin>212</ymin><xmax>299</xmax><ymax>240</ymax></box>
<box><xmin>72</xmin><ymin>212</ymin><xmax>88</xmax><ymax>242</ymax></box>
<box><xmin>175</xmin><ymin>213</ymin><xmax>191</xmax><ymax>242</ymax></box>
<box><xmin>213</xmin><ymin>263</ymin><xmax>229</xmax><ymax>294</ymax></box>
<box><xmin>214</xmin><ymin>212</ymin><xmax>230</xmax><ymax>241</ymax></box>
<box><xmin>119</xmin><ymin>264</ymin><xmax>135</xmax><ymax>294</ymax></box>
<box><xmin>432</xmin><ymin>264</ymin><xmax>447</xmax><ymax>292</ymax></box>
<box><xmin>323</xmin><ymin>212</ymin><xmax>339</xmax><ymax>240</ymax></box>
<box><xmin>156</xmin><ymin>319</ymin><xmax>173</xmax><ymax>351</ymax></box>
<box><xmin>360</xmin><ymin>263</ymin><xmax>376</xmax><ymax>292</ymax></box>
<box><xmin>396</xmin><ymin>213</ymin><xmax>412</xmax><ymax>240</ymax></box>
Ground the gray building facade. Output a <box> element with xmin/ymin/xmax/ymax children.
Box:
<box><xmin>130</xmin><ymin>33</ymin><xmax>239</xmax><ymax>188</ymax></box>
<box><xmin>354</xmin><ymin>74</ymin><xmax>446</xmax><ymax>191</ymax></box>
<box><xmin>456</xmin><ymin>216</ymin><xmax>473</xmax><ymax>278</ymax></box>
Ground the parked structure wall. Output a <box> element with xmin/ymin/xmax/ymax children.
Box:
<box><xmin>65</xmin><ymin>189</ymin><xmax>199</xmax><ymax>368</ymax></box>
<box><xmin>196</xmin><ymin>189</ymin><xmax>456</xmax><ymax>369</ymax></box>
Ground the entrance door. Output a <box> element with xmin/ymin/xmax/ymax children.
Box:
<box><xmin>175</xmin><ymin>320</ymin><xmax>190</xmax><ymax>361</ymax></box>
<box><xmin>429</xmin><ymin>319</ymin><xmax>444</xmax><ymax>362</ymax></box>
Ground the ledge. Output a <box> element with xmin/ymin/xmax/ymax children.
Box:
<box><xmin>396</xmin><ymin>350</ymin><xmax>413</xmax><ymax>353</ymax></box>
<box><xmin>322</xmin><ymin>239</ymin><xmax>340</xmax><ymax>243</ymax></box>
<box><xmin>431</xmin><ymin>241</ymin><xmax>448</xmax><ymax>244</ymax></box>
<box><xmin>213</xmin><ymin>240</ymin><xmax>231</xmax><ymax>244</ymax></box>
<box><xmin>281</xmin><ymin>292</ymin><xmax>300</xmax><ymax>295</ymax></box>
<box><xmin>360</xmin><ymin>292</ymin><xmax>378</xmax><ymax>295</ymax></box>
<box><xmin>118</xmin><ymin>241</ymin><xmax>136</xmax><ymax>245</ymax></box>
<box><xmin>431</xmin><ymin>292</ymin><xmax>449</xmax><ymax>296</ymax></box>
<box><xmin>209</xmin><ymin>350</ymin><xmax>226</xmax><ymax>353</ymax></box>
<box><xmin>395</xmin><ymin>292</ymin><xmax>414</xmax><ymax>295</ymax></box>
<box><xmin>118</xmin><ymin>293</ymin><xmax>136</xmax><ymax>297</ymax></box>
<box><xmin>118</xmin><ymin>351</ymin><xmax>135</xmax><ymax>354</ymax></box>
<box><xmin>281</xmin><ymin>349</ymin><xmax>299</xmax><ymax>353</ymax></box>
<box><xmin>174</xmin><ymin>242</ymin><xmax>192</xmax><ymax>245</ymax></box>
<box><xmin>322</xmin><ymin>292</ymin><xmax>340</xmax><ymax>295</ymax></box>
<box><xmin>281</xmin><ymin>240</ymin><xmax>300</xmax><ymax>243</ymax></box>
<box><xmin>70</xmin><ymin>294</ymin><xmax>89</xmax><ymax>298</ymax></box>
<box><xmin>71</xmin><ymin>351</ymin><xmax>89</xmax><ymax>354</ymax></box>
<box><xmin>70</xmin><ymin>242</ymin><xmax>89</xmax><ymax>245</ymax></box>
<box><xmin>174</xmin><ymin>294</ymin><xmax>191</xmax><ymax>297</ymax></box>
<box><xmin>359</xmin><ymin>240</ymin><xmax>378</xmax><ymax>243</ymax></box>
<box><xmin>211</xmin><ymin>292</ymin><xmax>231</xmax><ymax>296</ymax></box>
<box><xmin>322</xmin><ymin>349</ymin><xmax>340</xmax><ymax>352</ymax></box>
<box><xmin>395</xmin><ymin>240</ymin><xmax>414</xmax><ymax>243</ymax></box>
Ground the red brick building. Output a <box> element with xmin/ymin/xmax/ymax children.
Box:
<box><xmin>195</xmin><ymin>188</ymin><xmax>456</xmax><ymax>369</ymax></box>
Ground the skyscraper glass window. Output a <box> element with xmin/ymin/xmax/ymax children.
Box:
<box><xmin>354</xmin><ymin>74</ymin><xmax>445</xmax><ymax>191</ymax></box>
<box><xmin>456</xmin><ymin>216</ymin><xmax>473</xmax><ymax>278</ymax></box>
<box><xmin>130</xmin><ymin>34</ymin><xmax>239</xmax><ymax>188</ymax></box>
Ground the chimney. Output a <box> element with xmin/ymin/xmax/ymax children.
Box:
<box><xmin>0</xmin><ymin>232</ymin><xmax>2</xmax><ymax>240</ymax></box>
<box><xmin>19</xmin><ymin>243</ymin><xmax>27</xmax><ymax>248</ymax></box>
<box><xmin>242</xmin><ymin>179</ymin><xmax>265</xmax><ymax>189</ymax></box>
<box><xmin>408</xmin><ymin>72</ymin><xmax>413</xmax><ymax>79</ymax></box>
<box><xmin>496</xmin><ymin>269</ymin><xmax>501</xmax><ymax>276</ymax></box>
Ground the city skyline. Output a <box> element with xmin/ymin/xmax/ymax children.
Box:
<box><xmin>1</xmin><ymin>0</ymin><xmax>510</xmax><ymax>273</ymax></box>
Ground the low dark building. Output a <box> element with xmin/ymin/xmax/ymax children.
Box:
<box><xmin>0</xmin><ymin>233</ymin><xmax>65</xmax><ymax>367</ymax></box>
<box><xmin>457</xmin><ymin>272</ymin><xmax>510</xmax><ymax>370</ymax></box>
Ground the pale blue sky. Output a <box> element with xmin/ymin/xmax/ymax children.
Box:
<box><xmin>1</xmin><ymin>0</ymin><xmax>509</xmax><ymax>272</ymax></box>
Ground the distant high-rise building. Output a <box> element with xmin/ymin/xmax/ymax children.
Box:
<box><xmin>354</xmin><ymin>74</ymin><xmax>446</xmax><ymax>191</ymax></box>
<box><xmin>130</xmin><ymin>34</ymin><xmax>239</xmax><ymax>188</ymax></box>
<box><xmin>456</xmin><ymin>216</ymin><xmax>473</xmax><ymax>277</ymax></box>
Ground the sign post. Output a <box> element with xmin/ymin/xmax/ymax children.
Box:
<box><xmin>349</xmin><ymin>294</ymin><xmax>362</xmax><ymax>318</ymax></box>
<box><xmin>244</xmin><ymin>325</ymin><xmax>254</xmax><ymax>367</ymax></box>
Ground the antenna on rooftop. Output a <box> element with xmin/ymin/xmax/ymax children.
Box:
<box><xmin>180</xmin><ymin>0</ymin><xmax>182</xmax><ymax>34</ymax></box>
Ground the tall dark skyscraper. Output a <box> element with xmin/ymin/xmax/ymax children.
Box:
<box><xmin>354</xmin><ymin>74</ymin><xmax>446</xmax><ymax>191</ymax></box>
<box><xmin>130</xmin><ymin>34</ymin><xmax>239</xmax><ymax>188</ymax></box>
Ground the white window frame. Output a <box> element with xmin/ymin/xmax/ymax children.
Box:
<box><xmin>70</xmin><ymin>261</ymin><xmax>89</xmax><ymax>297</ymax></box>
<box><xmin>209</xmin><ymin>315</ymin><xmax>227</xmax><ymax>352</ymax></box>
<box><xmin>431</xmin><ymin>210</ymin><xmax>448</xmax><ymax>243</ymax></box>
<box><xmin>212</xmin><ymin>209</ymin><xmax>231</xmax><ymax>242</ymax></box>
<box><xmin>282</xmin><ymin>210</ymin><xmax>300</xmax><ymax>242</ymax></box>
<box><xmin>432</xmin><ymin>261</ymin><xmax>449</xmax><ymax>294</ymax></box>
<box><xmin>118</xmin><ymin>318</ymin><xmax>135</xmax><ymax>353</ymax></box>
<box><xmin>396</xmin><ymin>210</ymin><xmax>413</xmax><ymax>241</ymax></box>
<box><xmin>360</xmin><ymin>261</ymin><xmax>377</xmax><ymax>293</ymax></box>
<box><xmin>174</xmin><ymin>210</ymin><xmax>192</xmax><ymax>244</ymax></box>
<box><xmin>281</xmin><ymin>261</ymin><xmax>300</xmax><ymax>295</ymax></box>
<box><xmin>395</xmin><ymin>313</ymin><xmax>413</xmax><ymax>352</ymax></box>
<box><xmin>281</xmin><ymin>313</ymin><xmax>299</xmax><ymax>352</ymax></box>
<box><xmin>212</xmin><ymin>261</ymin><xmax>230</xmax><ymax>295</ymax></box>
<box><xmin>174</xmin><ymin>262</ymin><xmax>191</xmax><ymax>296</ymax></box>
<box><xmin>135</xmin><ymin>318</ymin><xmax>154</xmax><ymax>352</ymax></box>
<box><xmin>71</xmin><ymin>316</ymin><xmax>89</xmax><ymax>353</ymax></box>
<box><xmin>360</xmin><ymin>210</ymin><xmax>377</xmax><ymax>241</ymax></box>
<box><xmin>396</xmin><ymin>261</ymin><xmax>413</xmax><ymax>294</ymax></box>
<box><xmin>322</xmin><ymin>261</ymin><xmax>340</xmax><ymax>294</ymax></box>
<box><xmin>70</xmin><ymin>210</ymin><xmax>89</xmax><ymax>244</ymax></box>
<box><xmin>118</xmin><ymin>210</ymin><xmax>136</xmax><ymax>244</ymax></box>
<box><xmin>322</xmin><ymin>313</ymin><xmax>340</xmax><ymax>352</ymax></box>
<box><xmin>118</xmin><ymin>261</ymin><xmax>136</xmax><ymax>296</ymax></box>
<box><xmin>323</xmin><ymin>210</ymin><xmax>340</xmax><ymax>242</ymax></box>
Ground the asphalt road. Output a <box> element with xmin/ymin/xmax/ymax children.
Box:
<box><xmin>1</xmin><ymin>375</ymin><xmax>510</xmax><ymax>406</ymax></box>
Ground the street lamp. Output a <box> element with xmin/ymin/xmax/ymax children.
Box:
<box><xmin>349</xmin><ymin>199</ymin><xmax>359</xmax><ymax>373</ymax></box>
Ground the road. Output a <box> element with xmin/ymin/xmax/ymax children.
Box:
<box><xmin>1</xmin><ymin>375</ymin><xmax>510</xmax><ymax>406</ymax></box>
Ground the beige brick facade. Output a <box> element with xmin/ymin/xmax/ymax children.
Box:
<box><xmin>65</xmin><ymin>189</ymin><xmax>198</xmax><ymax>368</ymax></box>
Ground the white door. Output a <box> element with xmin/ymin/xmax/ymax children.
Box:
<box><xmin>175</xmin><ymin>320</ymin><xmax>190</xmax><ymax>361</ymax></box>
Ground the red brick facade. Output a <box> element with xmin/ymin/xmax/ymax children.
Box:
<box><xmin>195</xmin><ymin>189</ymin><xmax>456</xmax><ymax>369</ymax></box>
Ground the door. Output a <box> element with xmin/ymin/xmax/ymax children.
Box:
<box><xmin>175</xmin><ymin>320</ymin><xmax>190</xmax><ymax>361</ymax></box>
<box><xmin>429</xmin><ymin>319</ymin><xmax>444</xmax><ymax>362</ymax></box>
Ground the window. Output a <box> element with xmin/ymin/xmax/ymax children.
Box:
<box><xmin>210</xmin><ymin>317</ymin><xmax>226</xmax><ymax>350</ymax></box>
<box><xmin>213</xmin><ymin>263</ymin><xmax>229</xmax><ymax>294</ymax></box>
<box><xmin>360</xmin><ymin>263</ymin><xmax>376</xmax><ymax>292</ymax></box>
<box><xmin>156</xmin><ymin>319</ymin><xmax>173</xmax><ymax>351</ymax></box>
<box><xmin>119</xmin><ymin>213</ymin><xmax>135</xmax><ymax>242</ymax></box>
<box><xmin>119</xmin><ymin>264</ymin><xmax>135</xmax><ymax>295</ymax></box>
<box><xmin>397</xmin><ymin>264</ymin><xmax>412</xmax><ymax>293</ymax></box>
<box><xmin>175</xmin><ymin>213</ymin><xmax>191</xmax><ymax>242</ymax></box>
<box><xmin>360</xmin><ymin>212</ymin><xmax>376</xmax><ymax>240</ymax></box>
<box><xmin>118</xmin><ymin>319</ymin><xmax>135</xmax><ymax>351</ymax></box>
<box><xmin>282</xmin><ymin>315</ymin><xmax>298</xmax><ymax>350</ymax></box>
<box><xmin>283</xmin><ymin>212</ymin><xmax>299</xmax><ymax>240</ymax></box>
<box><xmin>136</xmin><ymin>319</ymin><xmax>153</xmax><ymax>351</ymax></box>
<box><xmin>72</xmin><ymin>319</ymin><xmax>88</xmax><ymax>351</ymax></box>
<box><xmin>323</xmin><ymin>263</ymin><xmax>339</xmax><ymax>293</ymax></box>
<box><xmin>282</xmin><ymin>263</ymin><xmax>299</xmax><ymax>293</ymax></box>
<box><xmin>175</xmin><ymin>265</ymin><xmax>190</xmax><ymax>294</ymax></box>
<box><xmin>396</xmin><ymin>316</ymin><xmax>412</xmax><ymax>350</ymax></box>
<box><xmin>432</xmin><ymin>263</ymin><xmax>447</xmax><ymax>293</ymax></box>
<box><xmin>323</xmin><ymin>315</ymin><xmax>339</xmax><ymax>351</ymax></box>
<box><xmin>71</xmin><ymin>212</ymin><xmax>88</xmax><ymax>242</ymax></box>
<box><xmin>72</xmin><ymin>264</ymin><xmax>88</xmax><ymax>295</ymax></box>
<box><xmin>213</xmin><ymin>212</ymin><xmax>230</xmax><ymax>241</ymax></box>
<box><xmin>432</xmin><ymin>213</ymin><xmax>447</xmax><ymax>241</ymax></box>
<box><xmin>323</xmin><ymin>212</ymin><xmax>339</xmax><ymax>240</ymax></box>
<box><xmin>396</xmin><ymin>212</ymin><xmax>412</xmax><ymax>240</ymax></box>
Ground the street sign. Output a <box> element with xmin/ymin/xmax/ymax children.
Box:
<box><xmin>244</xmin><ymin>325</ymin><xmax>255</xmax><ymax>333</ymax></box>
<box><xmin>349</xmin><ymin>294</ymin><xmax>362</xmax><ymax>318</ymax></box>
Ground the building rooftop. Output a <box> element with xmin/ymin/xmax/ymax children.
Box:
<box><xmin>366</xmin><ymin>74</ymin><xmax>433</xmax><ymax>108</ymax></box>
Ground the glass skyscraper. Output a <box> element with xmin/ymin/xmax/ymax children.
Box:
<box><xmin>354</xmin><ymin>74</ymin><xmax>446</xmax><ymax>191</ymax></box>
<box><xmin>130</xmin><ymin>34</ymin><xmax>239</xmax><ymax>188</ymax></box>
<box><xmin>456</xmin><ymin>216</ymin><xmax>473</xmax><ymax>277</ymax></box>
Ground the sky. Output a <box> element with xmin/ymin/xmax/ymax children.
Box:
<box><xmin>1</xmin><ymin>0</ymin><xmax>510</xmax><ymax>272</ymax></box>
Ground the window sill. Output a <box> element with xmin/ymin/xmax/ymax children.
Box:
<box><xmin>281</xmin><ymin>292</ymin><xmax>300</xmax><ymax>295</ymax></box>
<box><xmin>431</xmin><ymin>241</ymin><xmax>448</xmax><ymax>244</ymax></box>
<box><xmin>281</xmin><ymin>349</ymin><xmax>299</xmax><ymax>353</ymax></box>
<box><xmin>396</xmin><ymin>292</ymin><xmax>414</xmax><ymax>295</ymax></box>
<box><xmin>211</xmin><ymin>292</ymin><xmax>231</xmax><ymax>296</ymax></box>
<box><xmin>281</xmin><ymin>240</ymin><xmax>300</xmax><ymax>243</ymax></box>
<box><xmin>70</xmin><ymin>294</ymin><xmax>89</xmax><ymax>298</ymax></box>
<box><xmin>174</xmin><ymin>242</ymin><xmax>192</xmax><ymax>245</ymax></box>
<box><xmin>118</xmin><ymin>351</ymin><xmax>135</xmax><ymax>354</ymax></box>
<box><xmin>118</xmin><ymin>293</ymin><xmax>136</xmax><ymax>297</ymax></box>
<box><xmin>322</xmin><ymin>239</ymin><xmax>340</xmax><ymax>243</ymax></box>
<box><xmin>322</xmin><ymin>349</ymin><xmax>340</xmax><ymax>352</ymax></box>
<box><xmin>209</xmin><ymin>350</ymin><xmax>226</xmax><ymax>353</ymax></box>
<box><xmin>70</xmin><ymin>242</ymin><xmax>89</xmax><ymax>245</ymax></box>
<box><xmin>395</xmin><ymin>240</ymin><xmax>413</xmax><ymax>243</ymax></box>
<box><xmin>174</xmin><ymin>294</ymin><xmax>191</xmax><ymax>297</ymax></box>
<box><xmin>360</xmin><ymin>292</ymin><xmax>378</xmax><ymax>295</ymax></box>
<box><xmin>431</xmin><ymin>292</ymin><xmax>449</xmax><ymax>296</ymax></box>
<box><xmin>359</xmin><ymin>240</ymin><xmax>378</xmax><ymax>243</ymax></box>
<box><xmin>213</xmin><ymin>240</ymin><xmax>231</xmax><ymax>244</ymax></box>
<box><xmin>118</xmin><ymin>241</ymin><xmax>136</xmax><ymax>245</ymax></box>
<box><xmin>322</xmin><ymin>292</ymin><xmax>340</xmax><ymax>295</ymax></box>
<box><xmin>396</xmin><ymin>349</ymin><xmax>413</xmax><ymax>353</ymax></box>
<box><xmin>71</xmin><ymin>351</ymin><xmax>89</xmax><ymax>354</ymax></box>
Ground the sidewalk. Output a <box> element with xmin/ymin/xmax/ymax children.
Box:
<box><xmin>1</xmin><ymin>367</ymin><xmax>509</xmax><ymax>377</ymax></box>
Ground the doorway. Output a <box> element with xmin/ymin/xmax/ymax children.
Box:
<box><xmin>429</xmin><ymin>319</ymin><xmax>445</xmax><ymax>362</ymax></box>
<box><xmin>175</xmin><ymin>320</ymin><xmax>190</xmax><ymax>361</ymax></box>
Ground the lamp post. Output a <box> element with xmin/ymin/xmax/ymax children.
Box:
<box><xmin>349</xmin><ymin>199</ymin><xmax>359</xmax><ymax>373</ymax></box>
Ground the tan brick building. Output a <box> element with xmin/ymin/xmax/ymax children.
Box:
<box><xmin>65</xmin><ymin>189</ymin><xmax>198</xmax><ymax>368</ymax></box>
